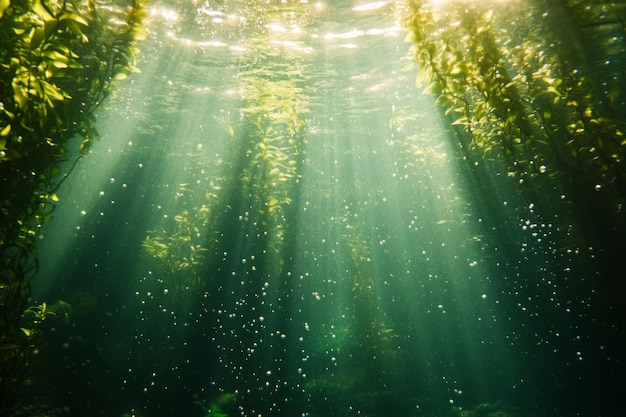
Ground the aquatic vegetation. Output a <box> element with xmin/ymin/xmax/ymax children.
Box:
<box><xmin>143</xmin><ymin>33</ymin><xmax>310</xmax><ymax>290</ymax></box>
<box><xmin>21</xmin><ymin>299</ymin><xmax>70</xmax><ymax>340</ymax></box>
<box><xmin>0</xmin><ymin>299</ymin><xmax>69</xmax><ymax>413</ymax></box>
<box><xmin>401</xmin><ymin>0</ymin><xmax>625</xmax><ymax>187</ymax></box>
<box><xmin>0</xmin><ymin>0</ymin><xmax>146</xmax><ymax>406</ymax></box>
<box><xmin>407</xmin><ymin>5</ymin><xmax>594</xmax><ymax>149</ymax></box>
<box><xmin>400</xmin><ymin>0</ymin><xmax>626</xmax><ymax>266</ymax></box>
<box><xmin>237</xmin><ymin>68</ymin><xmax>309</xmax><ymax>272</ymax></box>
<box><xmin>142</xmin><ymin>199</ymin><xmax>216</xmax><ymax>300</ymax></box>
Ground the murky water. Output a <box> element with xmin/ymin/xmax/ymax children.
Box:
<box><xmin>32</xmin><ymin>1</ymin><xmax>623</xmax><ymax>417</ymax></box>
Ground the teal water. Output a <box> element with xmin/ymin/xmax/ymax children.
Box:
<box><xmin>32</xmin><ymin>1</ymin><xmax>623</xmax><ymax>417</ymax></box>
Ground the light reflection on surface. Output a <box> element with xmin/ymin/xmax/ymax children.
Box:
<box><xmin>148</xmin><ymin>1</ymin><xmax>401</xmax><ymax>57</ymax></box>
<box><xmin>352</xmin><ymin>1</ymin><xmax>389</xmax><ymax>12</ymax></box>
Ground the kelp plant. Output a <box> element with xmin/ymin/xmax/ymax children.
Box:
<box><xmin>0</xmin><ymin>0</ymin><xmax>146</xmax><ymax>406</ymax></box>
<box><xmin>400</xmin><ymin>0</ymin><xmax>626</xmax><ymax>267</ymax></box>
<box><xmin>143</xmin><ymin>1</ymin><xmax>311</xmax><ymax>302</ymax></box>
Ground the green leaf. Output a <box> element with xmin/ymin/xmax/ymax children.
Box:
<box><xmin>59</xmin><ymin>12</ymin><xmax>89</xmax><ymax>26</ymax></box>
<box><xmin>113</xmin><ymin>71</ymin><xmax>129</xmax><ymax>80</ymax></box>
<box><xmin>79</xmin><ymin>136</ymin><xmax>92</xmax><ymax>154</ymax></box>
<box><xmin>42</xmin><ymin>80</ymin><xmax>67</xmax><ymax>102</ymax></box>
<box><xmin>0</xmin><ymin>0</ymin><xmax>10</xmax><ymax>18</ymax></box>
<box><xmin>267</xmin><ymin>196</ymin><xmax>279</xmax><ymax>207</ymax></box>
<box><xmin>33</xmin><ymin>0</ymin><xmax>54</xmax><ymax>22</ymax></box>
<box><xmin>43</xmin><ymin>49</ymin><xmax>69</xmax><ymax>63</ymax></box>
<box><xmin>30</xmin><ymin>27</ymin><xmax>47</xmax><ymax>49</ymax></box>
<box><xmin>12</xmin><ymin>80</ymin><xmax>29</xmax><ymax>109</ymax></box>
<box><xmin>64</xmin><ymin>19</ymin><xmax>89</xmax><ymax>43</ymax></box>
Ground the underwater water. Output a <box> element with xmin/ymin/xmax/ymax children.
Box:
<box><xmin>29</xmin><ymin>1</ymin><xmax>624</xmax><ymax>417</ymax></box>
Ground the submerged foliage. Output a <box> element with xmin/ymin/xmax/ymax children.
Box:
<box><xmin>143</xmin><ymin>71</ymin><xmax>309</xmax><ymax>300</ymax></box>
<box><xmin>143</xmin><ymin>3</ymin><xmax>310</xmax><ymax>303</ymax></box>
<box><xmin>400</xmin><ymin>0</ymin><xmax>626</xmax><ymax>260</ymax></box>
<box><xmin>0</xmin><ymin>0</ymin><xmax>145</xmax><ymax>406</ymax></box>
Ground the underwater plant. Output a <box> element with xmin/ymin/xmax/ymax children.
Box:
<box><xmin>0</xmin><ymin>0</ymin><xmax>146</xmax><ymax>408</ymax></box>
<box><xmin>401</xmin><ymin>0</ymin><xmax>625</xmax><ymax>191</ymax></box>
<box><xmin>142</xmin><ymin>29</ymin><xmax>310</xmax><ymax>292</ymax></box>
<box><xmin>400</xmin><ymin>0</ymin><xmax>626</xmax><ymax>275</ymax></box>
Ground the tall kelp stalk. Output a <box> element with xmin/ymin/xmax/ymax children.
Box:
<box><xmin>0</xmin><ymin>0</ymin><xmax>145</xmax><ymax>407</ymax></box>
<box><xmin>400</xmin><ymin>0</ymin><xmax>626</xmax><ymax>297</ymax></box>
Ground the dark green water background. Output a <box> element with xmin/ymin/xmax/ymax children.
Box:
<box><xmin>31</xmin><ymin>1</ymin><xmax>623</xmax><ymax>417</ymax></box>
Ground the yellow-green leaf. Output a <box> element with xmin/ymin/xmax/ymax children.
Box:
<box><xmin>0</xmin><ymin>0</ymin><xmax>10</xmax><ymax>18</ymax></box>
<box><xmin>12</xmin><ymin>82</ymin><xmax>29</xmax><ymax>109</ymax></box>
<box><xmin>33</xmin><ymin>0</ymin><xmax>54</xmax><ymax>21</ymax></box>
<box><xmin>42</xmin><ymin>80</ymin><xmax>66</xmax><ymax>102</ymax></box>
<box><xmin>452</xmin><ymin>117</ymin><xmax>469</xmax><ymax>126</ymax></box>
<box><xmin>113</xmin><ymin>71</ymin><xmax>129</xmax><ymax>80</ymax></box>
<box><xmin>268</xmin><ymin>167</ymin><xmax>281</xmax><ymax>177</ymax></box>
<box><xmin>30</xmin><ymin>27</ymin><xmax>47</xmax><ymax>49</ymax></box>
<box><xmin>59</xmin><ymin>12</ymin><xmax>88</xmax><ymax>26</ymax></box>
